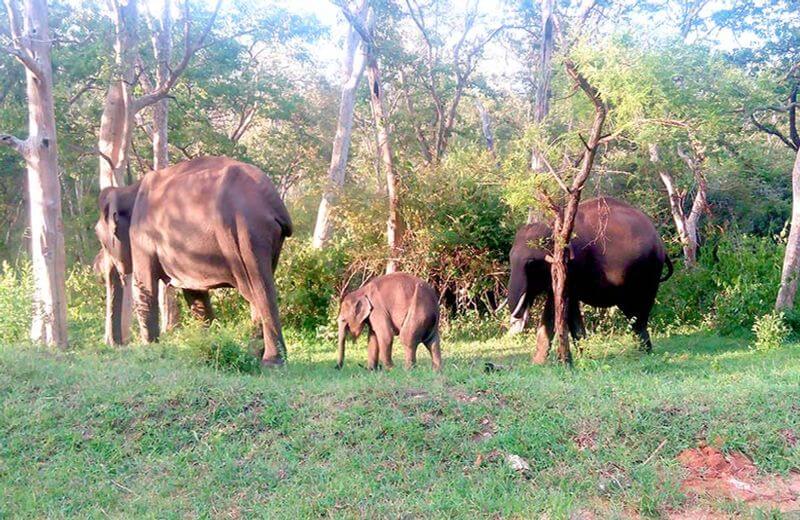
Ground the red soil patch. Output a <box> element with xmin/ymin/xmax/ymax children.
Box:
<box><xmin>676</xmin><ymin>446</ymin><xmax>800</xmax><ymax>513</ymax></box>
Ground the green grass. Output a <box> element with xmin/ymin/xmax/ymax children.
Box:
<box><xmin>1</xmin><ymin>329</ymin><xmax>799</xmax><ymax>518</ymax></box>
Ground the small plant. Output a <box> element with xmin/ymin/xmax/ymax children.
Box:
<box><xmin>752</xmin><ymin>311</ymin><xmax>790</xmax><ymax>352</ymax></box>
<box><xmin>179</xmin><ymin>323</ymin><xmax>261</xmax><ymax>373</ymax></box>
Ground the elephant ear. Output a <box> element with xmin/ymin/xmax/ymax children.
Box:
<box><xmin>354</xmin><ymin>295</ymin><xmax>372</xmax><ymax>326</ymax></box>
<box><xmin>99</xmin><ymin>188</ymin><xmax>131</xmax><ymax>242</ymax></box>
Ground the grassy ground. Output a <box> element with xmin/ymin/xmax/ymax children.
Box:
<box><xmin>1</xmin><ymin>329</ymin><xmax>799</xmax><ymax>519</ymax></box>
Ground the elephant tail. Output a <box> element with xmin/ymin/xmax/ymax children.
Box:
<box><xmin>660</xmin><ymin>255</ymin><xmax>674</xmax><ymax>282</ymax></box>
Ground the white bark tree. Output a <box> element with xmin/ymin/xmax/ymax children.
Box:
<box><xmin>0</xmin><ymin>0</ymin><xmax>68</xmax><ymax>347</ymax></box>
<box><xmin>649</xmin><ymin>137</ymin><xmax>708</xmax><ymax>267</ymax></box>
<box><xmin>342</xmin><ymin>4</ymin><xmax>403</xmax><ymax>273</ymax></box>
<box><xmin>776</xmin><ymin>147</ymin><xmax>800</xmax><ymax>310</ymax></box>
<box><xmin>311</xmin><ymin>0</ymin><xmax>368</xmax><ymax>250</ymax></box>
<box><xmin>149</xmin><ymin>0</ymin><xmax>180</xmax><ymax>331</ymax></box>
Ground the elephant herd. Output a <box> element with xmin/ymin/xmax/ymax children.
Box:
<box><xmin>95</xmin><ymin>156</ymin><xmax>673</xmax><ymax>369</ymax></box>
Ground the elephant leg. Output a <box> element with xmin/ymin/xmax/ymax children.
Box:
<box><xmin>183</xmin><ymin>289</ymin><xmax>214</xmax><ymax>324</ymax></box>
<box><xmin>254</xmin><ymin>266</ymin><xmax>286</xmax><ymax>366</ymax></box>
<box><xmin>403</xmin><ymin>342</ymin><xmax>418</xmax><ymax>370</ymax></box>
<box><xmin>366</xmin><ymin>331</ymin><xmax>379</xmax><ymax>370</ymax></box>
<box><xmin>620</xmin><ymin>299</ymin><xmax>655</xmax><ymax>353</ymax></box>
<box><xmin>424</xmin><ymin>330</ymin><xmax>442</xmax><ymax>372</ymax></box>
<box><xmin>133</xmin><ymin>262</ymin><xmax>161</xmax><ymax>343</ymax></box>
<box><xmin>568</xmin><ymin>299</ymin><xmax>586</xmax><ymax>342</ymax></box>
<box><xmin>378</xmin><ymin>335</ymin><xmax>394</xmax><ymax>370</ymax></box>
<box><xmin>249</xmin><ymin>303</ymin><xmax>263</xmax><ymax>338</ymax></box>
<box><xmin>533</xmin><ymin>295</ymin><xmax>555</xmax><ymax>364</ymax></box>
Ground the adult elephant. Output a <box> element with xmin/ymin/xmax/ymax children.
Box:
<box><xmin>508</xmin><ymin>197</ymin><xmax>672</xmax><ymax>363</ymax></box>
<box><xmin>95</xmin><ymin>156</ymin><xmax>292</xmax><ymax>366</ymax></box>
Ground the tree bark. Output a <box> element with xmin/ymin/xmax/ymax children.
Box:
<box><xmin>150</xmin><ymin>0</ymin><xmax>179</xmax><ymax>332</ymax></box>
<box><xmin>475</xmin><ymin>98</ymin><xmax>495</xmax><ymax>156</ymax></box>
<box><xmin>535</xmin><ymin>57</ymin><xmax>606</xmax><ymax>365</ymax></box>
<box><xmin>363</xmin><ymin>16</ymin><xmax>402</xmax><ymax>273</ymax></box>
<box><xmin>650</xmin><ymin>139</ymin><xmax>708</xmax><ymax>267</ymax></box>
<box><xmin>1</xmin><ymin>0</ymin><xmax>68</xmax><ymax>348</ymax></box>
<box><xmin>311</xmin><ymin>0</ymin><xmax>368</xmax><ymax>249</ymax></box>
<box><xmin>776</xmin><ymin>147</ymin><xmax>800</xmax><ymax>310</ymax></box>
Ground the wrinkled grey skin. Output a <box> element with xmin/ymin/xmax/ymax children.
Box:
<box><xmin>508</xmin><ymin>197</ymin><xmax>672</xmax><ymax>354</ymax></box>
<box><xmin>95</xmin><ymin>156</ymin><xmax>292</xmax><ymax>365</ymax></box>
<box><xmin>337</xmin><ymin>273</ymin><xmax>442</xmax><ymax>371</ymax></box>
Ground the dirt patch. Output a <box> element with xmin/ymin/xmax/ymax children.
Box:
<box><xmin>471</xmin><ymin>416</ymin><xmax>496</xmax><ymax>442</ymax></box>
<box><xmin>676</xmin><ymin>446</ymin><xmax>800</xmax><ymax>513</ymax></box>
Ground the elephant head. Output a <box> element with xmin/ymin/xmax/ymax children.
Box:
<box><xmin>508</xmin><ymin>222</ymin><xmax>555</xmax><ymax>321</ymax></box>
<box><xmin>94</xmin><ymin>182</ymin><xmax>140</xmax><ymax>345</ymax></box>
<box><xmin>336</xmin><ymin>288</ymin><xmax>373</xmax><ymax>369</ymax></box>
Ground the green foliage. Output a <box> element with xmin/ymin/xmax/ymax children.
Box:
<box><xmin>275</xmin><ymin>241</ymin><xmax>348</xmax><ymax>331</ymax></box>
<box><xmin>752</xmin><ymin>311</ymin><xmax>790</xmax><ymax>352</ymax></box>
<box><xmin>175</xmin><ymin>322</ymin><xmax>261</xmax><ymax>374</ymax></box>
<box><xmin>0</xmin><ymin>260</ymin><xmax>31</xmax><ymax>345</ymax></box>
<box><xmin>652</xmin><ymin>234</ymin><xmax>783</xmax><ymax>335</ymax></box>
<box><xmin>65</xmin><ymin>265</ymin><xmax>105</xmax><ymax>346</ymax></box>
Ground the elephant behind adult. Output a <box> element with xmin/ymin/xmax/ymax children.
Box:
<box><xmin>507</xmin><ymin>197</ymin><xmax>672</xmax><ymax>362</ymax></box>
<box><xmin>95</xmin><ymin>156</ymin><xmax>292</xmax><ymax>365</ymax></box>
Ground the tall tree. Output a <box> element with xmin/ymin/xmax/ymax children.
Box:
<box><xmin>148</xmin><ymin>0</ymin><xmax>179</xmax><ymax>331</ymax></box>
<box><xmin>311</xmin><ymin>0</ymin><xmax>367</xmax><ymax>250</ymax></box>
<box><xmin>341</xmin><ymin>2</ymin><xmax>403</xmax><ymax>273</ymax></box>
<box><xmin>0</xmin><ymin>0</ymin><xmax>68</xmax><ymax>347</ymax></box>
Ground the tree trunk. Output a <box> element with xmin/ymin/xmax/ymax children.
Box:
<box><xmin>776</xmin><ymin>147</ymin><xmax>800</xmax><ymax>310</ymax></box>
<box><xmin>475</xmin><ymin>98</ymin><xmax>495</xmax><ymax>156</ymax></box>
<box><xmin>534</xmin><ymin>0</ymin><xmax>555</xmax><ymax>123</ymax></box>
<box><xmin>366</xmin><ymin>50</ymin><xmax>401</xmax><ymax>273</ymax></box>
<box><xmin>151</xmin><ymin>0</ymin><xmax>180</xmax><ymax>332</ymax></box>
<box><xmin>527</xmin><ymin>0</ymin><xmax>555</xmax><ymax>186</ymax></box>
<box><xmin>541</xmin><ymin>58</ymin><xmax>606</xmax><ymax>365</ymax></box>
<box><xmin>1</xmin><ymin>0</ymin><xmax>68</xmax><ymax>347</ymax></box>
<box><xmin>311</xmin><ymin>0</ymin><xmax>367</xmax><ymax>250</ymax></box>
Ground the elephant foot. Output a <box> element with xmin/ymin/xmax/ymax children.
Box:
<box><xmin>261</xmin><ymin>357</ymin><xmax>285</xmax><ymax>368</ymax></box>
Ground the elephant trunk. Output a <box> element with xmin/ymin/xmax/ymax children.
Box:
<box><xmin>336</xmin><ymin>322</ymin><xmax>347</xmax><ymax>369</ymax></box>
<box><xmin>507</xmin><ymin>264</ymin><xmax>528</xmax><ymax>320</ymax></box>
<box><xmin>104</xmin><ymin>256</ymin><xmax>131</xmax><ymax>346</ymax></box>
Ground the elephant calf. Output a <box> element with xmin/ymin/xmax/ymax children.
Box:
<box><xmin>337</xmin><ymin>273</ymin><xmax>441</xmax><ymax>371</ymax></box>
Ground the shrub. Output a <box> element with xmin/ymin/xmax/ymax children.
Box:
<box><xmin>275</xmin><ymin>240</ymin><xmax>348</xmax><ymax>331</ymax></box>
<box><xmin>752</xmin><ymin>311</ymin><xmax>790</xmax><ymax>351</ymax></box>
<box><xmin>178</xmin><ymin>322</ymin><xmax>261</xmax><ymax>373</ymax></box>
<box><xmin>0</xmin><ymin>260</ymin><xmax>32</xmax><ymax>344</ymax></box>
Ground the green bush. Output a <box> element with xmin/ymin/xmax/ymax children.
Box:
<box><xmin>65</xmin><ymin>264</ymin><xmax>106</xmax><ymax>346</ymax></box>
<box><xmin>0</xmin><ymin>260</ymin><xmax>32</xmax><ymax>344</ymax></box>
<box><xmin>275</xmin><ymin>240</ymin><xmax>348</xmax><ymax>331</ymax></box>
<box><xmin>650</xmin><ymin>233</ymin><xmax>783</xmax><ymax>335</ymax></box>
<box><xmin>177</xmin><ymin>322</ymin><xmax>261</xmax><ymax>373</ymax></box>
<box><xmin>752</xmin><ymin>311</ymin><xmax>790</xmax><ymax>351</ymax></box>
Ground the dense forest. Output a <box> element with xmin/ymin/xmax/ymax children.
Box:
<box><xmin>1</xmin><ymin>0</ymin><xmax>799</xmax><ymax>348</ymax></box>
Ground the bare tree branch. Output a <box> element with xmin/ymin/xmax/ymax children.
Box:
<box><xmin>132</xmin><ymin>0</ymin><xmax>222</xmax><ymax>112</ymax></box>
<box><xmin>0</xmin><ymin>133</ymin><xmax>26</xmax><ymax>154</ymax></box>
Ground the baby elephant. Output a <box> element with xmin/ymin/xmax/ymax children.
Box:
<box><xmin>337</xmin><ymin>273</ymin><xmax>441</xmax><ymax>371</ymax></box>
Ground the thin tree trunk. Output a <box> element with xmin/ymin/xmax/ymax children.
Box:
<box><xmin>534</xmin><ymin>57</ymin><xmax>606</xmax><ymax>365</ymax></box>
<box><xmin>365</xmin><ymin>45</ymin><xmax>401</xmax><ymax>273</ymax></box>
<box><xmin>474</xmin><ymin>98</ymin><xmax>495</xmax><ymax>156</ymax></box>
<box><xmin>151</xmin><ymin>0</ymin><xmax>179</xmax><ymax>332</ymax></box>
<box><xmin>399</xmin><ymin>69</ymin><xmax>433</xmax><ymax>165</ymax></box>
<box><xmin>776</xmin><ymin>147</ymin><xmax>800</xmax><ymax>310</ymax></box>
<box><xmin>311</xmin><ymin>0</ymin><xmax>367</xmax><ymax>249</ymax></box>
<box><xmin>0</xmin><ymin>0</ymin><xmax>68</xmax><ymax>347</ymax></box>
<box><xmin>527</xmin><ymin>0</ymin><xmax>555</xmax><ymax>197</ymax></box>
<box><xmin>534</xmin><ymin>0</ymin><xmax>555</xmax><ymax>123</ymax></box>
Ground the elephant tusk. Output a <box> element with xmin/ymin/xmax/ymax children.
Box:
<box><xmin>495</xmin><ymin>299</ymin><xmax>508</xmax><ymax>312</ymax></box>
<box><xmin>544</xmin><ymin>254</ymin><xmax>555</xmax><ymax>264</ymax></box>
<box><xmin>510</xmin><ymin>292</ymin><xmax>527</xmax><ymax>318</ymax></box>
